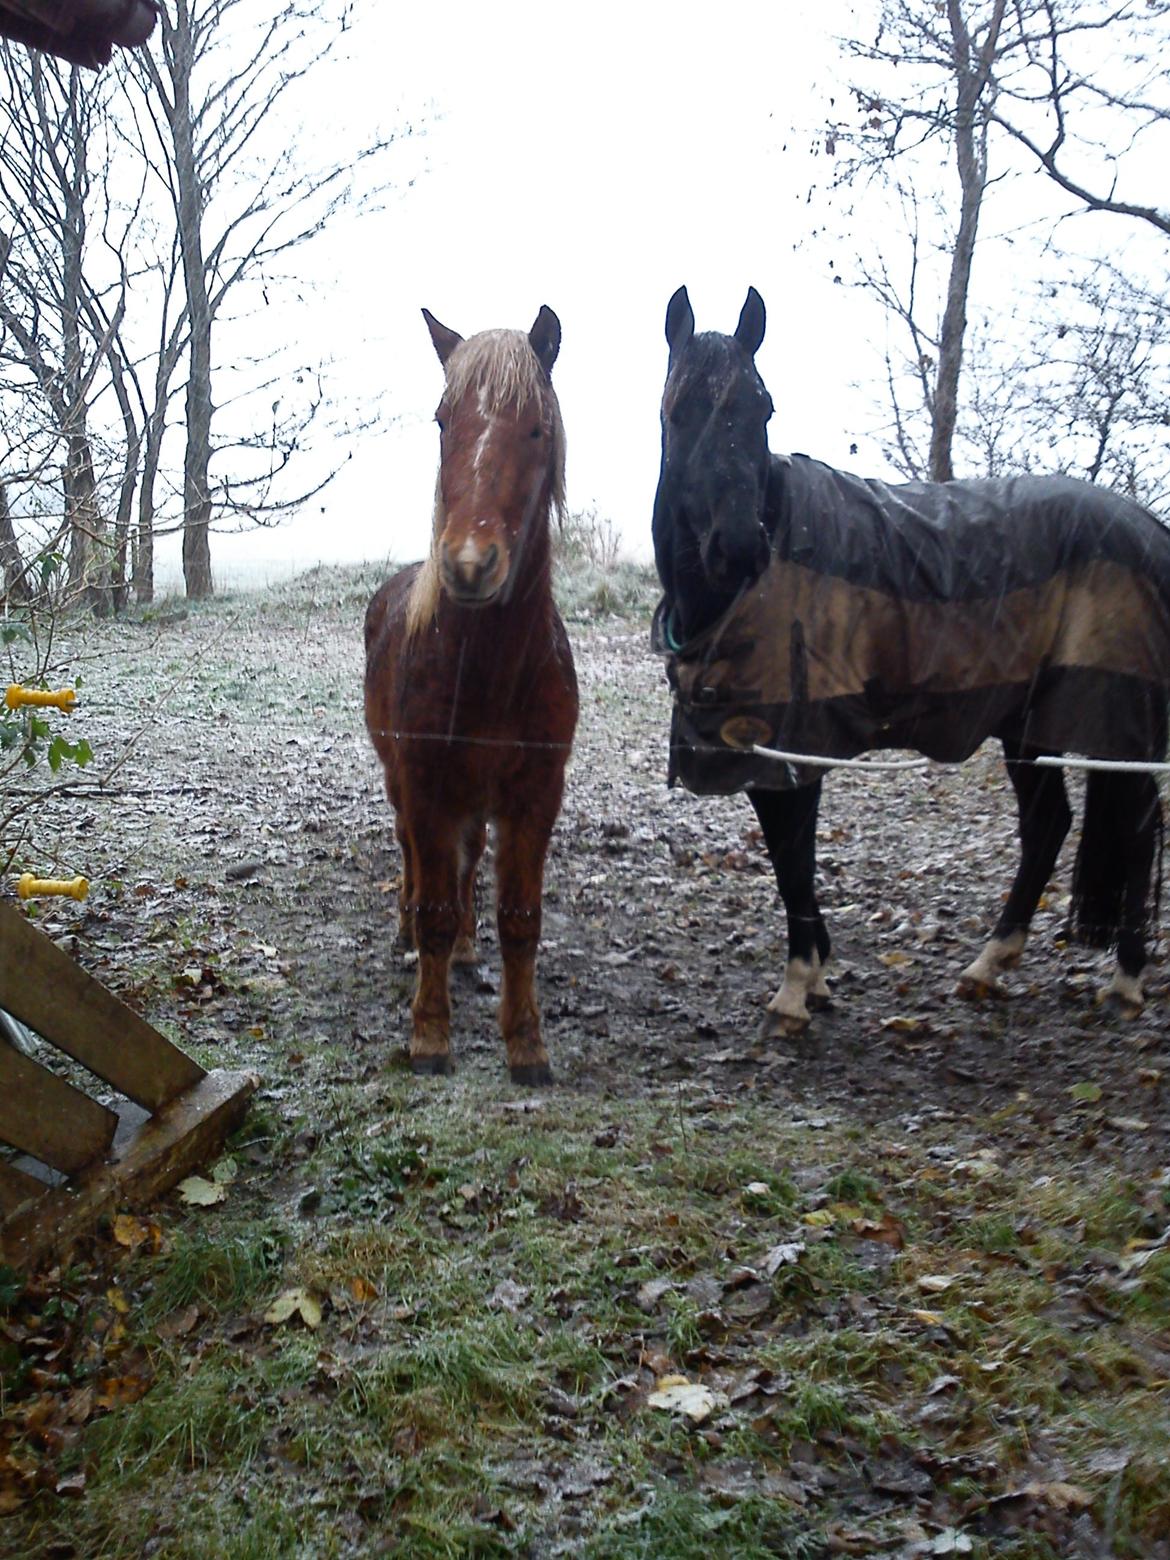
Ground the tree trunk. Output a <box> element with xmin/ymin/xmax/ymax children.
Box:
<box><xmin>168</xmin><ymin>2</ymin><xmax>214</xmax><ymax>600</ymax></box>
<box><xmin>64</xmin><ymin>433</ymin><xmax>113</xmax><ymax>615</ymax></box>
<box><xmin>928</xmin><ymin>0</ymin><xmax>1005</xmax><ymax>482</ymax></box>
<box><xmin>0</xmin><ymin>478</ymin><xmax>29</xmax><ymax>604</ymax></box>
<box><xmin>134</xmin><ymin>431</ymin><xmax>160</xmax><ymax>604</ymax></box>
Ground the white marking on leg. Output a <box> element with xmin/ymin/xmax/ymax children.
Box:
<box><xmin>1105</xmin><ymin>965</ymin><xmax>1144</xmax><ymax>1010</ymax></box>
<box><xmin>959</xmin><ymin>929</ymin><xmax>1026</xmax><ymax>993</ymax></box>
<box><xmin>809</xmin><ymin>959</ymin><xmax>831</xmax><ymax>1004</ymax></box>
<box><xmin>767</xmin><ymin>954</ymin><xmax>821</xmax><ymax>1030</ymax></box>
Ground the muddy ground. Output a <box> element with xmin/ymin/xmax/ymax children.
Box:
<box><xmin>23</xmin><ymin>565</ymin><xmax>1169</xmax><ymax>1177</ymax></box>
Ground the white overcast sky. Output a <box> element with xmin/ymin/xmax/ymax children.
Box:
<box><xmin>188</xmin><ymin>0</ymin><xmax>888</xmax><ymax>585</ymax></box>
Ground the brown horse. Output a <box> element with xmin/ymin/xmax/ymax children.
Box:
<box><xmin>364</xmin><ymin>307</ymin><xmax>578</xmax><ymax>1084</ymax></box>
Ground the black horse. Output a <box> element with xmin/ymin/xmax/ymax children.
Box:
<box><xmin>652</xmin><ymin>285</ymin><xmax>1170</xmax><ymax>1034</ymax></box>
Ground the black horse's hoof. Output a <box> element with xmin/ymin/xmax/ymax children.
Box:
<box><xmin>509</xmin><ymin>1063</ymin><xmax>553</xmax><ymax>1088</ymax></box>
<box><xmin>758</xmin><ymin>1008</ymin><xmax>810</xmax><ymax>1041</ymax></box>
<box><xmin>410</xmin><ymin>1052</ymin><xmax>454</xmax><ymax>1076</ymax></box>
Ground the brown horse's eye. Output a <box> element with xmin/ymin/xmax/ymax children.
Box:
<box><xmin>435</xmin><ymin>411</ymin><xmax>447</xmax><ymax>432</ymax></box>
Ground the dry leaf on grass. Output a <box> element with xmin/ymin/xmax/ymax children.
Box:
<box><xmin>263</xmin><ymin>1287</ymin><xmax>323</xmax><ymax>1330</ymax></box>
<box><xmin>177</xmin><ymin>1176</ymin><xmax>227</xmax><ymax>1207</ymax></box>
<box><xmin>762</xmin><ymin>1240</ymin><xmax>805</xmax><ymax>1274</ymax></box>
<box><xmin>646</xmin><ymin>1374</ymin><xmax>729</xmax><ymax>1424</ymax></box>
<box><xmin>112</xmin><ymin>1213</ymin><xmax>160</xmax><ymax>1250</ymax></box>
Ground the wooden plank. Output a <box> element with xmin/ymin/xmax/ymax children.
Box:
<box><xmin>0</xmin><ymin>1043</ymin><xmax>118</xmax><ymax>1174</ymax></box>
<box><xmin>0</xmin><ymin>901</ymin><xmax>204</xmax><ymax>1110</ymax></box>
<box><xmin>0</xmin><ymin>1159</ymin><xmax>49</xmax><ymax>1217</ymax></box>
<box><xmin>0</xmin><ymin>1068</ymin><xmax>258</xmax><ymax>1270</ymax></box>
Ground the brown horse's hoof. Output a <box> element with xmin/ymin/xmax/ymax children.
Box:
<box><xmin>410</xmin><ymin>1052</ymin><xmax>454</xmax><ymax>1076</ymax></box>
<box><xmin>509</xmin><ymin>1062</ymin><xmax>553</xmax><ymax>1087</ymax></box>
<box><xmin>451</xmin><ymin>935</ymin><xmax>478</xmax><ymax>967</ymax></box>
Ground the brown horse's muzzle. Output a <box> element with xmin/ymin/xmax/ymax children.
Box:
<box><xmin>440</xmin><ymin>534</ymin><xmax>508</xmax><ymax>605</ymax></box>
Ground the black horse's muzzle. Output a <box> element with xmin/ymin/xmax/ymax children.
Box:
<box><xmin>702</xmin><ymin>511</ymin><xmax>769</xmax><ymax>587</ymax></box>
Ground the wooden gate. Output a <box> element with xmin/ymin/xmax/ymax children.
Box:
<box><xmin>0</xmin><ymin>900</ymin><xmax>256</xmax><ymax>1269</ymax></box>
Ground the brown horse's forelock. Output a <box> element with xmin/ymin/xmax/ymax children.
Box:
<box><xmin>405</xmin><ymin>331</ymin><xmax>566</xmax><ymax>639</ymax></box>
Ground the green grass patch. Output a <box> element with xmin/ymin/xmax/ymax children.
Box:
<box><xmin>6</xmin><ymin>1072</ymin><xmax>1169</xmax><ymax>1557</ymax></box>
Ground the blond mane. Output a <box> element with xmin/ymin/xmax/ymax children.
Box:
<box><xmin>405</xmin><ymin>330</ymin><xmax>566</xmax><ymax>638</ymax></box>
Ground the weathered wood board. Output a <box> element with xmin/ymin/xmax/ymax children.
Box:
<box><xmin>0</xmin><ymin>901</ymin><xmax>258</xmax><ymax>1268</ymax></box>
<box><xmin>0</xmin><ymin>900</ymin><xmax>204</xmax><ymax>1110</ymax></box>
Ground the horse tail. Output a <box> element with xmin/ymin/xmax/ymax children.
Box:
<box><xmin>1070</xmin><ymin>772</ymin><xmax>1163</xmax><ymax>947</ymax></box>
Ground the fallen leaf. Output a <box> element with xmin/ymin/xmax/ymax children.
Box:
<box><xmin>852</xmin><ymin>1213</ymin><xmax>906</xmax><ymax>1249</ymax></box>
<box><xmin>763</xmin><ymin>1240</ymin><xmax>806</xmax><ymax>1274</ymax></box>
<box><xmin>112</xmin><ymin>1212</ymin><xmax>155</xmax><ymax>1249</ymax></box>
<box><xmin>95</xmin><ymin>1371</ymin><xmax>152</xmax><ymax>1408</ymax></box>
<box><xmin>349</xmin><ymin>1276</ymin><xmax>378</xmax><ymax>1304</ymax></box>
<box><xmin>880</xmin><ymin>1014</ymin><xmax>930</xmax><ymax>1034</ymax></box>
<box><xmin>156</xmin><ymin>1303</ymin><xmax>200</xmax><ymax>1340</ymax></box>
<box><xmin>263</xmin><ymin>1287</ymin><xmax>323</xmax><ymax>1330</ymax></box>
<box><xmin>489</xmin><ymin>1279</ymin><xmax>530</xmax><ymax>1313</ymax></box>
<box><xmin>1068</xmin><ymin>1081</ymin><xmax>1102</xmax><ymax>1104</ymax></box>
<box><xmin>647</xmin><ymin>1375</ymin><xmax>728</xmax><ymax>1424</ymax></box>
<box><xmin>931</xmin><ymin>1531</ymin><xmax>973</xmax><ymax>1556</ymax></box>
<box><xmin>636</xmin><ymin>1278</ymin><xmax>675</xmax><ymax>1312</ymax></box>
<box><xmin>177</xmin><ymin>1176</ymin><xmax>227</xmax><ymax>1207</ymax></box>
<box><xmin>917</xmin><ymin>1274</ymin><xmax>956</xmax><ymax>1293</ymax></box>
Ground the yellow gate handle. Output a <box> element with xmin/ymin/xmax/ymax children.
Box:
<box><xmin>5</xmin><ymin>684</ymin><xmax>77</xmax><ymax>713</ymax></box>
<box><xmin>17</xmin><ymin>874</ymin><xmax>89</xmax><ymax>901</ymax></box>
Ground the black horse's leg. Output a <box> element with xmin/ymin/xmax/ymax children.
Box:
<box><xmin>1105</xmin><ymin>773</ymin><xmax>1159</xmax><ymax>1009</ymax></box>
<box><xmin>959</xmin><ymin>740</ymin><xmax>1071</xmax><ymax>996</ymax></box>
<box><xmin>750</xmin><ymin>782</ymin><xmax>831</xmax><ymax>1036</ymax></box>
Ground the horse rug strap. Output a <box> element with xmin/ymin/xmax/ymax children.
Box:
<box><xmin>654</xmin><ymin>455</ymin><xmax>1170</xmax><ymax>796</ymax></box>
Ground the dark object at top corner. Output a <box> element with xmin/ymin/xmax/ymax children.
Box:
<box><xmin>0</xmin><ymin>0</ymin><xmax>159</xmax><ymax>71</ymax></box>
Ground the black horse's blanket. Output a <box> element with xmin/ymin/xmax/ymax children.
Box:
<box><xmin>655</xmin><ymin>454</ymin><xmax>1170</xmax><ymax>795</ymax></box>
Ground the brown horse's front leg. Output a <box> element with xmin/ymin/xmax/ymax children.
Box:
<box><xmin>495</xmin><ymin>812</ymin><xmax>555</xmax><ymax>1086</ymax></box>
<box><xmin>395</xmin><ymin>817</ymin><xmax>417</xmax><ymax>949</ymax></box>
<box><xmin>453</xmin><ymin>819</ymin><xmax>486</xmax><ymax>966</ymax></box>
<box><xmin>406</xmin><ymin>827</ymin><xmax>461</xmax><ymax>1075</ymax></box>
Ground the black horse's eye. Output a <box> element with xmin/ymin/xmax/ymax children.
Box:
<box><xmin>530</xmin><ymin>426</ymin><xmax>542</xmax><ymax>439</ymax></box>
<box><xmin>435</xmin><ymin>409</ymin><xmax>447</xmax><ymax>431</ymax></box>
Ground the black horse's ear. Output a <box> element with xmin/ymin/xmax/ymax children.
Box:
<box><xmin>529</xmin><ymin>305</ymin><xmax>561</xmax><ymax>375</ymax></box>
<box><xmin>665</xmin><ymin>286</ymin><xmax>695</xmax><ymax>361</ymax></box>
<box><xmin>734</xmin><ymin>287</ymin><xmax>766</xmax><ymax>356</ymax></box>
<box><xmin>422</xmin><ymin>308</ymin><xmax>463</xmax><ymax>366</ymax></box>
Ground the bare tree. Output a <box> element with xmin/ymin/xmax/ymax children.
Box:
<box><xmin>0</xmin><ymin>44</ymin><xmax>133</xmax><ymax>614</ymax></box>
<box><xmin>989</xmin><ymin>0</ymin><xmax>1170</xmax><ymax>236</ymax></box>
<box><xmin>828</xmin><ymin>0</ymin><xmax>1168</xmax><ymax>485</ymax></box>
<box><xmin>831</xmin><ymin>0</ymin><xmax>1011</xmax><ymax>481</ymax></box>
<box><xmin>122</xmin><ymin>0</ymin><xmax>396</xmax><ymax>598</ymax></box>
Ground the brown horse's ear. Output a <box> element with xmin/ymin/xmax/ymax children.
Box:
<box><xmin>665</xmin><ymin>286</ymin><xmax>694</xmax><ymax>362</ymax></box>
<box><xmin>529</xmin><ymin>306</ymin><xmax>561</xmax><ymax>375</ymax></box>
<box><xmin>734</xmin><ymin>287</ymin><xmax>766</xmax><ymax>356</ymax></box>
<box><xmin>422</xmin><ymin>308</ymin><xmax>463</xmax><ymax>366</ymax></box>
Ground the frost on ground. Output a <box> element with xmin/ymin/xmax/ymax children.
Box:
<box><xmin>3</xmin><ymin>568</ymin><xmax>1169</xmax><ymax>1556</ymax></box>
<box><xmin>18</xmin><ymin>566</ymin><xmax>1168</xmax><ymax>1172</ymax></box>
